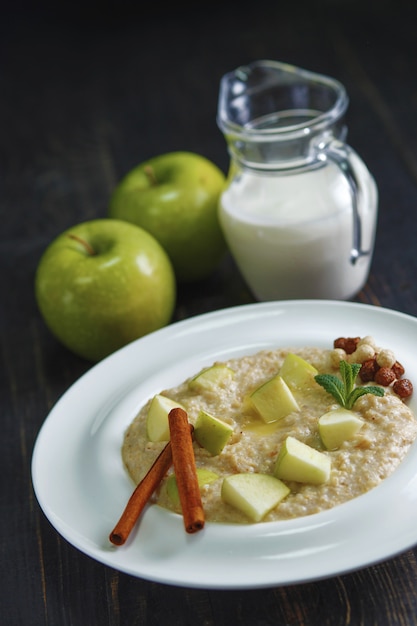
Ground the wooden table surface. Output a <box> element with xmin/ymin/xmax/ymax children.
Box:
<box><xmin>2</xmin><ymin>1</ymin><xmax>417</xmax><ymax>624</ymax></box>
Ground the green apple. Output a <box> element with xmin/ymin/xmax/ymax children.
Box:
<box><xmin>279</xmin><ymin>353</ymin><xmax>318</xmax><ymax>389</ymax></box>
<box><xmin>166</xmin><ymin>468</ymin><xmax>219</xmax><ymax>507</ymax></box>
<box><xmin>221</xmin><ymin>473</ymin><xmax>290</xmax><ymax>522</ymax></box>
<box><xmin>146</xmin><ymin>394</ymin><xmax>186</xmax><ymax>442</ymax></box>
<box><xmin>34</xmin><ymin>219</ymin><xmax>176</xmax><ymax>362</ymax></box>
<box><xmin>318</xmin><ymin>408</ymin><xmax>364</xmax><ymax>450</ymax></box>
<box><xmin>248</xmin><ymin>374</ymin><xmax>300</xmax><ymax>423</ymax></box>
<box><xmin>274</xmin><ymin>436</ymin><xmax>331</xmax><ymax>484</ymax></box>
<box><xmin>108</xmin><ymin>151</ymin><xmax>227</xmax><ymax>282</ymax></box>
<box><xmin>188</xmin><ymin>364</ymin><xmax>234</xmax><ymax>392</ymax></box>
<box><xmin>194</xmin><ymin>410</ymin><xmax>234</xmax><ymax>455</ymax></box>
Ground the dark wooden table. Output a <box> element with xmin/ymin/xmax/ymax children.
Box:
<box><xmin>3</xmin><ymin>0</ymin><xmax>417</xmax><ymax>623</ymax></box>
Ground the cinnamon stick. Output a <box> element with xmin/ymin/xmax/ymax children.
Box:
<box><xmin>109</xmin><ymin>440</ymin><xmax>173</xmax><ymax>546</ymax></box>
<box><xmin>168</xmin><ymin>407</ymin><xmax>205</xmax><ymax>533</ymax></box>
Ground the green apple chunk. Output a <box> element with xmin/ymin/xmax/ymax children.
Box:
<box><xmin>279</xmin><ymin>353</ymin><xmax>318</xmax><ymax>389</ymax></box>
<box><xmin>274</xmin><ymin>436</ymin><xmax>331</xmax><ymax>484</ymax></box>
<box><xmin>188</xmin><ymin>364</ymin><xmax>234</xmax><ymax>392</ymax></box>
<box><xmin>194</xmin><ymin>410</ymin><xmax>234</xmax><ymax>456</ymax></box>
<box><xmin>221</xmin><ymin>473</ymin><xmax>290</xmax><ymax>522</ymax></box>
<box><xmin>248</xmin><ymin>374</ymin><xmax>300</xmax><ymax>423</ymax></box>
<box><xmin>108</xmin><ymin>151</ymin><xmax>227</xmax><ymax>282</ymax></box>
<box><xmin>166</xmin><ymin>468</ymin><xmax>219</xmax><ymax>507</ymax></box>
<box><xmin>318</xmin><ymin>408</ymin><xmax>364</xmax><ymax>450</ymax></box>
<box><xmin>146</xmin><ymin>394</ymin><xmax>186</xmax><ymax>442</ymax></box>
<box><xmin>34</xmin><ymin>219</ymin><xmax>176</xmax><ymax>362</ymax></box>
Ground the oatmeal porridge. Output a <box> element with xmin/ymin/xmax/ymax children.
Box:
<box><xmin>121</xmin><ymin>337</ymin><xmax>417</xmax><ymax>524</ymax></box>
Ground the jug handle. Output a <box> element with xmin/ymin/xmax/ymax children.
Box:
<box><xmin>318</xmin><ymin>140</ymin><xmax>371</xmax><ymax>265</ymax></box>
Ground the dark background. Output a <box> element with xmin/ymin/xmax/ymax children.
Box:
<box><xmin>2</xmin><ymin>1</ymin><xmax>417</xmax><ymax>624</ymax></box>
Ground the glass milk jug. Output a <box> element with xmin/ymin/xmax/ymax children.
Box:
<box><xmin>217</xmin><ymin>60</ymin><xmax>378</xmax><ymax>301</ymax></box>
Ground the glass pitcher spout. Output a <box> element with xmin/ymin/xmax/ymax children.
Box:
<box><xmin>217</xmin><ymin>60</ymin><xmax>349</xmax><ymax>171</ymax></box>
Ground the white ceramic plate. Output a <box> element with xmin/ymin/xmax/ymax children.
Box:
<box><xmin>31</xmin><ymin>300</ymin><xmax>417</xmax><ymax>589</ymax></box>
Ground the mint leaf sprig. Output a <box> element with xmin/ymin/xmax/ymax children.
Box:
<box><xmin>315</xmin><ymin>360</ymin><xmax>384</xmax><ymax>410</ymax></box>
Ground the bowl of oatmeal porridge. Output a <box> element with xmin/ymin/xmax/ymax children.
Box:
<box><xmin>31</xmin><ymin>300</ymin><xmax>417</xmax><ymax>589</ymax></box>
